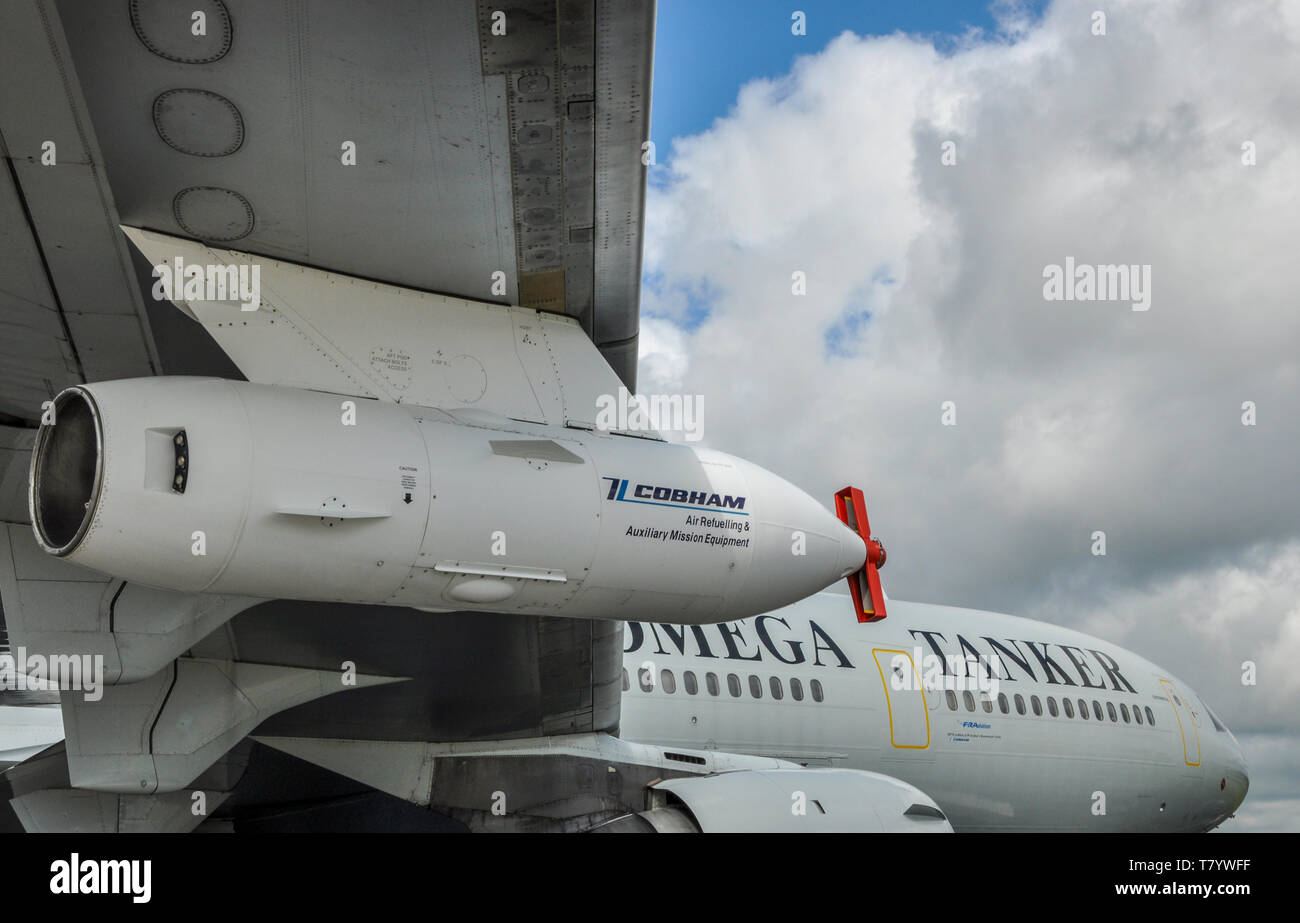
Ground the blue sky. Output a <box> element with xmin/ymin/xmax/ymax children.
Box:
<box><xmin>649</xmin><ymin>0</ymin><xmax>1048</xmax><ymax>163</ymax></box>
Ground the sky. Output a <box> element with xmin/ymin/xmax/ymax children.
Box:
<box><xmin>640</xmin><ymin>0</ymin><xmax>1300</xmax><ymax>831</ymax></box>
<box><xmin>649</xmin><ymin>0</ymin><xmax>1048</xmax><ymax>156</ymax></box>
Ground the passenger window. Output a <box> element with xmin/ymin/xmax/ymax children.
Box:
<box><xmin>706</xmin><ymin>672</ymin><xmax>720</xmax><ymax>696</ymax></box>
<box><xmin>770</xmin><ymin>676</ymin><xmax>784</xmax><ymax>700</ymax></box>
<box><xmin>1078</xmin><ymin>698</ymin><xmax>1089</xmax><ymax>720</ymax></box>
<box><xmin>1133</xmin><ymin>703</ymin><xmax>1143</xmax><ymax>724</ymax></box>
<box><xmin>997</xmin><ymin>693</ymin><xmax>1009</xmax><ymax>714</ymax></box>
<box><xmin>980</xmin><ymin>692</ymin><xmax>993</xmax><ymax>713</ymax></box>
<box><xmin>1047</xmin><ymin>697</ymin><xmax>1058</xmax><ymax>717</ymax></box>
<box><xmin>727</xmin><ymin>673</ymin><xmax>741</xmax><ymax>697</ymax></box>
<box><xmin>1145</xmin><ymin>706</ymin><xmax>1155</xmax><ymax>726</ymax></box>
<box><xmin>1014</xmin><ymin>694</ymin><xmax>1026</xmax><ymax>715</ymax></box>
<box><xmin>945</xmin><ymin>690</ymin><xmax>958</xmax><ymax>711</ymax></box>
<box><xmin>684</xmin><ymin>670</ymin><xmax>698</xmax><ymax>695</ymax></box>
<box><xmin>1063</xmin><ymin>697</ymin><xmax>1074</xmax><ymax>718</ymax></box>
<box><xmin>661</xmin><ymin>669</ymin><xmax>676</xmax><ymax>694</ymax></box>
<box><xmin>791</xmin><ymin>678</ymin><xmax>804</xmax><ymax>701</ymax></box>
<box><xmin>1106</xmin><ymin>702</ymin><xmax>1117</xmax><ymax>722</ymax></box>
<box><xmin>638</xmin><ymin>666</ymin><xmax>654</xmax><ymax>692</ymax></box>
<box><xmin>1120</xmin><ymin>703</ymin><xmax>1130</xmax><ymax>723</ymax></box>
<box><xmin>810</xmin><ymin>679</ymin><xmax>824</xmax><ymax>703</ymax></box>
<box><xmin>748</xmin><ymin>675</ymin><xmax>762</xmax><ymax>699</ymax></box>
<box><xmin>962</xmin><ymin>691</ymin><xmax>976</xmax><ymax>712</ymax></box>
<box><xmin>1031</xmin><ymin>695</ymin><xmax>1042</xmax><ymax>716</ymax></box>
<box><xmin>1092</xmin><ymin>700</ymin><xmax>1103</xmax><ymax>721</ymax></box>
<box><xmin>621</xmin><ymin>667</ymin><xmax>629</xmax><ymax>692</ymax></box>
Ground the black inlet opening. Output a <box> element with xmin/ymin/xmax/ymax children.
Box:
<box><xmin>32</xmin><ymin>390</ymin><xmax>100</xmax><ymax>553</ymax></box>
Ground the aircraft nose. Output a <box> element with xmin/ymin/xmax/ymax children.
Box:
<box><xmin>1223</xmin><ymin>748</ymin><xmax>1249</xmax><ymax>814</ymax></box>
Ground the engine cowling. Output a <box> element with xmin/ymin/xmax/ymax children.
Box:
<box><xmin>598</xmin><ymin>768</ymin><xmax>953</xmax><ymax>832</ymax></box>
<box><xmin>29</xmin><ymin>378</ymin><xmax>866</xmax><ymax>622</ymax></box>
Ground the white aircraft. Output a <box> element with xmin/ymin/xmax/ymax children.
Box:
<box><xmin>0</xmin><ymin>2</ymin><xmax>1243</xmax><ymax>833</ymax></box>
<box><xmin>618</xmin><ymin>592</ymin><xmax>1249</xmax><ymax>832</ymax></box>
<box><xmin>3</xmin><ymin>587</ymin><xmax>1248</xmax><ymax>832</ymax></box>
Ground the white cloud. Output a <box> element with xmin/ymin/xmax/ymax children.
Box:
<box><xmin>1062</xmin><ymin>540</ymin><xmax>1300</xmax><ymax>734</ymax></box>
<box><xmin>643</xmin><ymin>0</ymin><xmax>1300</xmax><ymax>826</ymax></box>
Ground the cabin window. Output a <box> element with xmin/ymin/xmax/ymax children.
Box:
<box><xmin>1120</xmin><ymin>703</ymin><xmax>1130</xmax><ymax>723</ymax></box>
<box><xmin>706</xmin><ymin>672</ymin><xmax>720</xmax><ymax>696</ymax></box>
<box><xmin>1063</xmin><ymin>697</ymin><xmax>1074</xmax><ymax>718</ymax></box>
<box><xmin>1031</xmin><ymin>695</ymin><xmax>1042</xmax><ymax>716</ymax></box>
<box><xmin>1014</xmin><ymin>694</ymin><xmax>1026</xmax><ymax>715</ymax></box>
<box><xmin>727</xmin><ymin>673</ymin><xmax>741</xmax><ymax>697</ymax></box>
<box><xmin>811</xmin><ymin>679</ymin><xmax>825</xmax><ymax>702</ymax></box>
<box><xmin>638</xmin><ymin>666</ymin><xmax>654</xmax><ymax>692</ymax></box>
<box><xmin>1133</xmin><ymin>703</ymin><xmax>1143</xmax><ymax>725</ymax></box>
<box><xmin>1106</xmin><ymin>701</ymin><xmax>1118</xmax><ymax>722</ymax></box>
<box><xmin>621</xmin><ymin>668</ymin><xmax>629</xmax><ymax>692</ymax></box>
<box><xmin>945</xmin><ymin>690</ymin><xmax>958</xmax><ymax>711</ymax></box>
<box><xmin>791</xmin><ymin>678</ymin><xmax>804</xmax><ymax>701</ymax></box>
<box><xmin>660</xmin><ymin>669</ymin><xmax>676</xmax><ymax>694</ymax></box>
<box><xmin>1078</xmin><ymin>699</ymin><xmax>1090</xmax><ymax>720</ymax></box>
<box><xmin>962</xmin><ymin>691</ymin><xmax>976</xmax><ymax>712</ymax></box>
<box><xmin>748</xmin><ymin>675</ymin><xmax>763</xmax><ymax>699</ymax></box>
<box><xmin>980</xmin><ymin>692</ymin><xmax>993</xmax><ymax>713</ymax></box>
<box><xmin>1047</xmin><ymin>697</ymin><xmax>1059</xmax><ymax>717</ymax></box>
<box><xmin>998</xmin><ymin>693</ymin><xmax>1009</xmax><ymax>714</ymax></box>
<box><xmin>1145</xmin><ymin>706</ymin><xmax>1155</xmax><ymax>726</ymax></box>
<box><xmin>684</xmin><ymin>670</ymin><xmax>698</xmax><ymax>695</ymax></box>
<box><xmin>770</xmin><ymin>676</ymin><xmax>784</xmax><ymax>700</ymax></box>
<box><xmin>1092</xmin><ymin>700</ymin><xmax>1104</xmax><ymax>721</ymax></box>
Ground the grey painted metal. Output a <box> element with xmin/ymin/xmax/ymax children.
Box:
<box><xmin>4</xmin><ymin>739</ymin><xmax>250</xmax><ymax>833</ymax></box>
<box><xmin>0</xmin><ymin>426</ymin><xmax>36</xmax><ymax>524</ymax></box>
<box><xmin>196</xmin><ymin>601</ymin><xmax>624</xmax><ymax>742</ymax></box>
<box><xmin>593</xmin><ymin>0</ymin><xmax>655</xmax><ymax>357</ymax></box>
<box><xmin>0</xmin><ymin>522</ymin><xmax>263</xmax><ymax>683</ymax></box>
<box><xmin>51</xmin><ymin>0</ymin><xmax>650</xmax><ymax>388</ymax></box>
<box><xmin>0</xmin><ymin>0</ymin><xmax>651</xmax><ymax>822</ymax></box>
<box><xmin>0</xmin><ymin>0</ymin><xmax>160</xmax><ymax>423</ymax></box>
<box><xmin>11</xmin><ymin>786</ymin><xmax>231</xmax><ymax>833</ymax></box>
<box><xmin>254</xmin><ymin>730</ymin><xmax>800</xmax><ymax>832</ymax></box>
<box><xmin>60</xmin><ymin>656</ymin><xmax>403</xmax><ymax>793</ymax></box>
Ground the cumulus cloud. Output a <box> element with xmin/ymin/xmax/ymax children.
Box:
<box><xmin>641</xmin><ymin>0</ymin><xmax>1300</xmax><ymax>828</ymax></box>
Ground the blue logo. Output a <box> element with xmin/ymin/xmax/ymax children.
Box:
<box><xmin>603</xmin><ymin>477</ymin><xmax>748</xmax><ymax>516</ymax></box>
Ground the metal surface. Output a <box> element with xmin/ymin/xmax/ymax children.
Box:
<box><xmin>0</xmin><ymin>0</ymin><xmax>160</xmax><ymax>423</ymax></box>
<box><xmin>0</xmin><ymin>0</ymin><xmax>652</xmax><ymax>825</ymax></box>
<box><xmin>50</xmin><ymin>0</ymin><xmax>651</xmax><ymax>389</ymax></box>
<box><xmin>651</xmin><ymin>768</ymin><xmax>954</xmax><ymax>833</ymax></box>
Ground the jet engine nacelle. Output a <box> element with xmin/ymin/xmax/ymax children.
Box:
<box><xmin>620</xmin><ymin>768</ymin><xmax>953</xmax><ymax>833</ymax></box>
<box><xmin>29</xmin><ymin>378</ymin><xmax>865</xmax><ymax>623</ymax></box>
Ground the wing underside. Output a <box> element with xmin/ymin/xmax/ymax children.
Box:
<box><xmin>0</xmin><ymin>0</ymin><xmax>654</xmax><ymax>831</ymax></box>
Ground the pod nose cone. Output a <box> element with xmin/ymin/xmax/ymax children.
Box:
<box><xmin>837</xmin><ymin>521</ymin><xmax>869</xmax><ymax>578</ymax></box>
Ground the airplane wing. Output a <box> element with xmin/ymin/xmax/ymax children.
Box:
<box><xmin>0</xmin><ymin>2</ymin><xmax>941</xmax><ymax>833</ymax></box>
<box><xmin>0</xmin><ymin>0</ymin><xmax>650</xmax><ymax>832</ymax></box>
